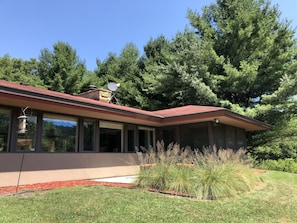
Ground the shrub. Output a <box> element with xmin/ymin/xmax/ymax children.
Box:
<box><xmin>258</xmin><ymin>158</ymin><xmax>297</xmax><ymax>173</ymax></box>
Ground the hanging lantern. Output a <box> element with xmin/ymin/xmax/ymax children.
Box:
<box><xmin>18</xmin><ymin>115</ymin><xmax>27</xmax><ymax>134</ymax></box>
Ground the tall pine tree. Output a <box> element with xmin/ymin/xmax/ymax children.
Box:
<box><xmin>38</xmin><ymin>42</ymin><xmax>87</xmax><ymax>94</ymax></box>
<box><xmin>187</xmin><ymin>0</ymin><xmax>297</xmax><ymax>159</ymax></box>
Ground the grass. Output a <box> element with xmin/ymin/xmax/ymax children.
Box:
<box><xmin>136</xmin><ymin>143</ymin><xmax>262</xmax><ymax>199</ymax></box>
<box><xmin>0</xmin><ymin>171</ymin><xmax>297</xmax><ymax>222</ymax></box>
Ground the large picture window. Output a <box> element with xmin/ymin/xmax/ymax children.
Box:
<box><xmin>0</xmin><ymin>109</ymin><xmax>11</xmax><ymax>152</ymax></box>
<box><xmin>100</xmin><ymin>121</ymin><xmax>123</xmax><ymax>152</ymax></box>
<box><xmin>41</xmin><ymin>114</ymin><xmax>77</xmax><ymax>152</ymax></box>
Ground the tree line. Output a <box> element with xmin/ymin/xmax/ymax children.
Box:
<box><xmin>1</xmin><ymin>0</ymin><xmax>297</xmax><ymax>161</ymax></box>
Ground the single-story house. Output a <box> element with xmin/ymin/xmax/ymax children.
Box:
<box><xmin>0</xmin><ymin>80</ymin><xmax>269</xmax><ymax>187</ymax></box>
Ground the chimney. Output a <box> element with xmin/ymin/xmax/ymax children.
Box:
<box><xmin>78</xmin><ymin>85</ymin><xmax>112</xmax><ymax>103</ymax></box>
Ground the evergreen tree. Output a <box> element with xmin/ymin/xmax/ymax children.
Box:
<box><xmin>0</xmin><ymin>55</ymin><xmax>44</xmax><ymax>87</ymax></box>
<box><xmin>141</xmin><ymin>31</ymin><xmax>220</xmax><ymax>110</ymax></box>
<box><xmin>38</xmin><ymin>41</ymin><xmax>87</xmax><ymax>94</ymax></box>
<box><xmin>95</xmin><ymin>43</ymin><xmax>144</xmax><ymax>108</ymax></box>
<box><xmin>187</xmin><ymin>0</ymin><xmax>297</xmax><ymax>110</ymax></box>
<box><xmin>140</xmin><ymin>35</ymin><xmax>171</xmax><ymax>110</ymax></box>
<box><xmin>187</xmin><ymin>0</ymin><xmax>297</xmax><ymax>159</ymax></box>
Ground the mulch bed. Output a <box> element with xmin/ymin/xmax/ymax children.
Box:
<box><xmin>0</xmin><ymin>180</ymin><xmax>134</xmax><ymax>197</ymax></box>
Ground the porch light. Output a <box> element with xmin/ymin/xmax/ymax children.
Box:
<box><xmin>214</xmin><ymin>118</ymin><xmax>220</xmax><ymax>124</ymax></box>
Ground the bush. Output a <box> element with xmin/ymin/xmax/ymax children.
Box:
<box><xmin>135</xmin><ymin>142</ymin><xmax>263</xmax><ymax>200</ymax></box>
<box><xmin>258</xmin><ymin>158</ymin><xmax>297</xmax><ymax>173</ymax></box>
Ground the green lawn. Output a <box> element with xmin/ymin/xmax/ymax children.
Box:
<box><xmin>0</xmin><ymin>171</ymin><xmax>297</xmax><ymax>223</ymax></box>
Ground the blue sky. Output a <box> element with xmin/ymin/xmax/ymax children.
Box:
<box><xmin>0</xmin><ymin>0</ymin><xmax>296</xmax><ymax>71</ymax></box>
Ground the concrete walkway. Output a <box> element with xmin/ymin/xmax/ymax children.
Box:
<box><xmin>94</xmin><ymin>175</ymin><xmax>137</xmax><ymax>184</ymax></box>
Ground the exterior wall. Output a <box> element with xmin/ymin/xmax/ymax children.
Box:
<box><xmin>157</xmin><ymin>122</ymin><xmax>247</xmax><ymax>150</ymax></box>
<box><xmin>0</xmin><ymin>153</ymin><xmax>139</xmax><ymax>187</ymax></box>
<box><xmin>0</xmin><ymin>104</ymin><xmax>246</xmax><ymax>188</ymax></box>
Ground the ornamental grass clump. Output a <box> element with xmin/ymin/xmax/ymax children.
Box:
<box><xmin>167</xmin><ymin>164</ymin><xmax>195</xmax><ymax>195</ymax></box>
<box><xmin>136</xmin><ymin>141</ymin><xmax>194</xmax><ymax>194</ymax></box>
<box><xmin>192</xmin><ymin>147</ymin><xmax>263</xmax><ymax>200</ymax></box>
<box><xmin>135</xmin><ymin>142</ymin><xmax>263</xmax><ymax>200</ymax></box>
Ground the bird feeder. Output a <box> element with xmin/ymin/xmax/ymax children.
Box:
<box><xmin>18</xmin><ymin>115</ymin><xmax>27</xmax><ymax>134</ymax></box>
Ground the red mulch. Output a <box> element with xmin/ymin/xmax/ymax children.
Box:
<box><xmin>0</xmin><ymin>180</ymin><xmax>134</xmax><ymax>196</ymax></box>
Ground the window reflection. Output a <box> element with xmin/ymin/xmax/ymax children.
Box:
<box><xmin>41</xmin><ymin>115</ymin><xmax>77</xmax><ymax>152</ymax></box>
<box><xmin>0</xmin><ymin>110</ymin><xmax>11</xmax><ymax>152</ymax></box>
<box><xmin>84</xmin><ymin>119</ymin><xmax>95</xmax><ymax>151</ymax></box>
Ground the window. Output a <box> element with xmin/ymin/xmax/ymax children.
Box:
<box><xmin>139</xmin><ymin>127</ymin><xmax>155</xmax><ymax>150</ymax></box>
<box><xmin>100</xmin><ymin>121</ymin><xmax>123</xmax><ymax>152</ymax></box>
<box><xmin>214</xmin><ymin>125</ymin><xmax>225</xmax><ymax>149</ymax></box>
<box><xmin>225</xmin><ymin>126</ymin><xmax>236</xmax><ymax>149</ymax></box>
<box><xmin>127</xmin><ymin>129</ymin><xmax>135</xmax><ymax>152</ymax></box>
<box><xmin>162</xmin><ymin>128</ymin><xmax>176</xmax><ymax>148</ymax></box>
<box><xmin>16</xmin><ymin>115</ymin><xmax>37</xmax><ymax>151</ymax></box>
<box><xmin>236</xmin><ymin>129</ymin><xmax>246</xmax><ymax>149</ymax></box>
<box><xmin>41</xmin><ymin>114</ymin><xmax>77</xmax><ymax>152</ymax></box>
<box><xmin>180</xmin><ymin>124</ymin><xmax>209</xmax><ymax>150</ymax></box>
<box><xmin>83</xmin><ymin>119</ymin><xmax>96</xmax><ymax>151</ymax></box>
<box><xmin>0</xmin><ymin>109</ymin><xmax>11</xmax><ymax>152</ymax></box>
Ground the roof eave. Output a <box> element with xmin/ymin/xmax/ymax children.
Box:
<box><xmin>157</xmin><ymin>110</ymin><xmax>270</xmax><ymax>131</ymax></box>
<box><xmin>0</xmin><ymin>81</ymin><xmax>270</xmax><ymax>131</ymax></box>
